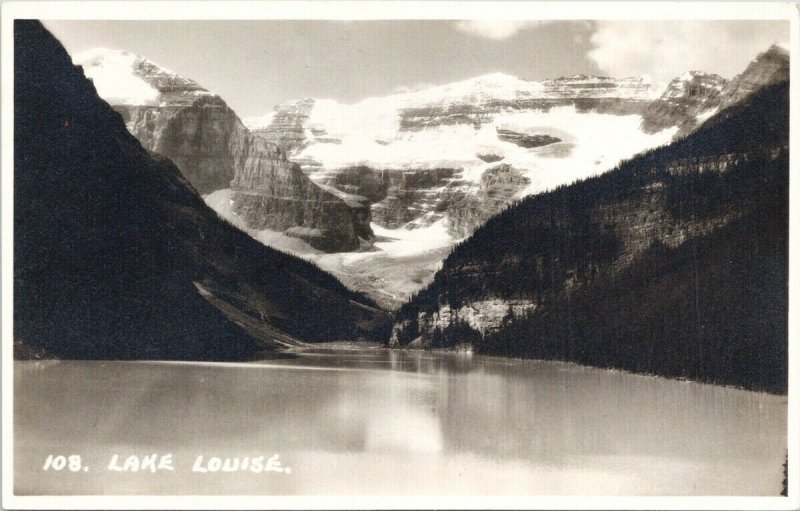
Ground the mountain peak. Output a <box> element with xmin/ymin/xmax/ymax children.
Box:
<box><xmin>470</xmin><ymin>71</ymin><xmax>524</xmax><ymax>84</ymax></box>
<box><xmin>675</xmin><ymin>70</ymin><xmax>723</xmax><ymax>81</ymax></box>
<box><xmin>659</xmin><ymin>70</ymin><xmax>727</xmax><ymax>99</ymax></box>
<box><xmin>75</xmin><ymin>47</ymin><xmax>145</xmax><ymax>65</ymax></box>
<box><xmin>767</xmin><ymin>42</ymin><xmax>790</xmax><ymax>56</ymax></box>
<box><xmin>715</xmin><ymin>42</ymin><xmax>790</xmax><ymax>109</ymax></box>
<box><xmin>435</xmin><ymin>71</ymin><xmax>536</xmax><ymax>96</ymax></box>
<box><xmin>750</xmin><ymin>42</ymin><xmax>791</xmax><ymax>66</ymax></box>
<box><xmin>73</xmin><ymin>47</ymin><xmax>209</xmax><ymax>106</ymax></box>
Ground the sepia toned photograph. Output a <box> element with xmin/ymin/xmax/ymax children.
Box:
<box><xmin>1</xmin><ymin>2</ymin><xmax>797</xmax><ymax>508</ymax></box>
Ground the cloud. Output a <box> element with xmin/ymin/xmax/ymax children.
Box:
<box><xmin>455</xmin><ymin>20</ymin><xmax>552</xmax><ymax>40</ymax></box>
<box><xmin>588</xmin><ymin>21</ymin><xmax>789</xmax><ymax>87</ymax></box>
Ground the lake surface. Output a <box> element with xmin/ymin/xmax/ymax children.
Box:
<box><xmin>14</xmin><ymin>346</ymin><xmax>787</xmax><ymax>495</ymax></box>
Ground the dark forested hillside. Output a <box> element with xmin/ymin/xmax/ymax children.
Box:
<box><xmin>391</xmin><ymin>82</ymin><xmax>789</xmax><ymax>393</ymax></box>
<box><xmin>14</xmin><ymin>21</ymin><xmax>390</xmax><ymax>360</ymax></box>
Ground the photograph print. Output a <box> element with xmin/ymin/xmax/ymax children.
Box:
<box><xmin>2</xmin><ymin>1</ymin><xmax>796</xmax><ymax>508</ymax></box>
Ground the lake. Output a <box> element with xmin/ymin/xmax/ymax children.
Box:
<box><xmin>14</xmin><ymin>345</ymin><xmax>787</xmax><ymax>495</ymax></box>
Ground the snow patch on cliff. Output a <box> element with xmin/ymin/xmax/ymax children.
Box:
<box><xmin>495</xmin><ymin>107</ymin><xmax>678</xmax><ymax>194</ymax></box>
<box><xmin>243</xmin><ymin>112</ymin><xmax>276</xmax><ymax>131</ymax></box>
<box><xmin>74</xmin><ymin>48</ymin><xmax>160</xmax><ymax>106</ymax></box>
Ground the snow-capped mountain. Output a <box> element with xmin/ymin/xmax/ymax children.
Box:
<box><xmin>75</xmin><ymin>49</ymin><xmax>371</xmax><ymax>252</ymax></box>
<box><xmin>240</xmin><ymin>47</ymin><xmax>786</xmax><ymax>307</ymax></box>
<box><xmin>246</xmin><ymin>72</ymin><xmax>662</xmax><ymax>158</ymax></box>
<box><xmin>75</xmin><ymin>48</ymin><xmax>212</xmax><ymax>106</ymax></box>
<box><xmin>244</xmin><ymin>72</ymin><xmax>679</xmax><ymax>243</ymax></box>
<box><xmin>661</xmin><ymin>71</ymin><xmax>726</xmax><ymax>100</ymax></box>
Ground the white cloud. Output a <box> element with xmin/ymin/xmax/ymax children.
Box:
<box><xmin>455</xmin><ymin>20</ymin><xmax>551</xmax><ymax>40</ymax></box>
<box><xmin>588</xmin><ymin>21</ymin><xmax>789</xmax><ymax>87</ymax></box>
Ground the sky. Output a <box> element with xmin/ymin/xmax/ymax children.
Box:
<box><xmin>43</xmin><ymin>20</ymin><xmax>789</xmax><ymax>119</ymax></box>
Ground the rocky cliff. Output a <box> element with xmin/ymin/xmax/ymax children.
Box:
<box><xmin>14</xmin><ymin>21</ymin><xmax>390</xmax><ymax>360</ymax></box>
<box><xmin>319</xmin><ymin>166</ymin><xmax>467</xmax><ymax>229</ymax></box>
<box><xmin>390</xmin><ymin>80</ymin><xmax>789</xmax><ymax>393</ymax></box>
<box><xmin>717</xmin><ymin>44</ymin><xmax>790</xmax><ymax>110</ymax></box>
<box><xmin>640</xmin><ymin>71</ymin><xmax>727</xmax><ymax>134</ymax></box>
<box><xmin>248</xmin><ymin>98</ymin><xmax>315</xmax><ymax>153</ymax></box>
<box><xmin>447</xmin><ymin>164</ymin><xmax>530</xmax><ymax>238</ymax></box>
<box><xmin>397</xmin><ymin>74</ymin><xmax>655</xmax><ymax>130</ymax></box>
<box><xmin>77</xmin><ymin>49</ymin><xmax>370</xmax><ymax>252</ymax></box>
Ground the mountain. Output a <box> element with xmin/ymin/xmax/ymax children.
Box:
<box><xmin>246</xmin><ymin>72</ymin><xmax>678</xmax><ymax>239</ymax></box>
<box><xmin>640</xmin><ymin>43</ymin><xmax>790</xmax><ymax>137</ymax></box>
<box><xmin>389</xmin><ymin>78</ymin><xmax>789</xmax><ymax>394</ymax></box>
<box><xmin>14</xmin><ymin>20</ymin><xmax>390</xmax><ymax>360</ymax></box>
<box><xmin>75</xmin><ymin>49</ymin><xmax>370</xmax><ymax>252</ymax></box>
<box><xmin>717</xmin><ymin>43</ymin><xmax>790</xmax><ymax>109</ymax></box>
<box><xmin>640</xmin><ymin>71</ymin><xmax>728</xmax><ymax>135</ymax></box>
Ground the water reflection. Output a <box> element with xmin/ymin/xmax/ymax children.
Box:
<box><xmin>14</xmin><ymin>348</ymin><xmax>787</xmax><ymax>496</ymax></box>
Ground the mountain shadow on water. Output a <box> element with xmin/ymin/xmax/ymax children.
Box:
<box><xmin>14</xmin><ymin>20</ymin><xmax>390</xmax><ymax>361</ymax></box>
<box><xmin>393</xmin><ymin>81</ymin><xmax>789</xmax><ymax>394</ymax></box>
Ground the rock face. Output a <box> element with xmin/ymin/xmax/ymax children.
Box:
<box><xmin>318</xmin><ymin>166</ymin><xmax>468</xmax><ymax>229</ymax></box>
<box><xmin>227</xmin><ymin>186</ymin><xmax>362</xmax><ymax>253</ymax></box>
<box><xmin>640</xmin><ymin>71</ymin><xmax>728</xmax><ymax>134</ymax></box>
<box><xmin>76</xmin><ymin>49</ymin><xmax>370</xmax><ymax>252</ymax></box>
<box><xmin>496</xmin><ymin>129</ymin><xmax>561</xmax><ymax>148</ymax></box>
<box><xmin>448</xmin><ymin>164</ymin><xmax>530</xmax><ymax>237</ymax></box>
<box><xmin>397</xmin><ymin>74</ymin><xmax>656</xmax><ymax>130</ymax></box>
<box><xmin>318</xmin><ymin>164</ymin><xmax>528</xmax><ymax>236</ymax></box>
<box><xmin>14</xmin><ymin>21</ymin><xmax>390</xmax><ymax>360</ymax></box>
<box><xmin>390</xmin><ymin>80</ymin><xmax>789</xmax><ymax>393</ymax></box>
<box><xmin>248</xmin><ymin>98</ymin><xmax>314</xmax><ymax>154</ymax></box>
